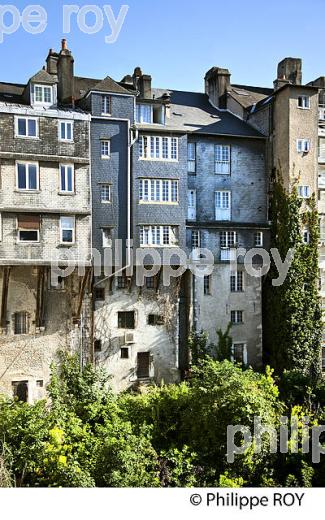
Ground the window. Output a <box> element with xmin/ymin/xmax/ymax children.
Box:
<box><xmin>60</xmin><ymin>216</ymin><xmax>75</xmax><ymax>244</ymax></box>
<box><xmin>145</xmin><ymin>276</ymin><xmax>155</xmax><ymax>289</ymax></box>
<box><xmin>137</xmin><ymin>352</ymin><xmax>150</xmax><ymax>379</ymax></box>
<box><xmin>139</xmin><ymin>136</ymin><xmax>178</xmax><ymax>160</ymax></box>
<box><xmin>298</xmin><ymin>185</ymin><xmax>310</xmax><ymax>198</ymax></box>
<box><xmin>231</xmin><ymin>310</ymin><xmax>243</xmax><ymax>324</ymax></box>
<box><xmin>116</xmin><ymin>276</ymin><xmax>127</xmax><ymax>289</ymax></box>
<box><xmin>220</xmin><ymin>231</ymin><xmax>237</xmax><ymax>248</ymax></box>
<box><xmin>254</xmin><ymin>231</ymin><xmax>263</xmax><ymax>247</ymax></box>
<box><xmin>215</xmin><ymin>191</ymin><xmax>231</xmax><ymax>220</ymax></box>
<box><xmin>136</xmin><ymin>104</ymin><xmax>152</xmax><ymax>123</ymax></box>
<box><xmin>34</xmin><ymin>84</ymin><xmax>52</xmax><ymax>105</ymax></box>
<box><xmin>204</xmin><ymin>275</ymin><xmax>211</xmax><ymax>295</ymax></box>
<box><xmin>188</xmin><ymin>190</ymin><xmax>196</xmax><ymax>220</ymax></box>
<box><xmin>121</xmin><ymin>347</ymin><xmax>129</xmax><ymax>359</ymax></box>
<box><xmin>188</xmin><ymin>143</ymin><xmax>196</xmax><ymax>173</ymax></box>
<box><xmin>139</xmin><ymin>225</ymin><xmax>178</xmax><ymax>246</ymax></box>
<box><xmin>100</xmin><ymin>184</ymin><xmax>111</xmax><ymax>203</ymax></box>
<box><xmin>94</xmin><ymin>339</ymin><xmax>102</xmax><ymax>352</ymax></box>
<box><xmin>322</xmin><ymin>346</ymin><xmax>325</xmax><ymax>371</ymax></box>
<box><xmin>102</xmin><ymin>228</ymin><xmax>112</xmax><ymax>248</ymax></box>
<box><xmin>298</xmin><ymin>96</ymin><xmax>310</xmax><ymax>109</ymax></box>
<box><xmin>12</xmin><ymin>381</ymin><xmax>28</xmax><ymax>402</ymax></box>
<box><xmin>191</xmin><ymin>229</ymin><xmax>200</xmax><ymax>249</ymax></box>
<box><xmin>59</xmin><ymin>121</ymin><xmax>73</xmax><ymax>141</ymax></box>
<box><xmin>101</xmin><ymin>140</ymin><xmax>110</xmax><ymax>158</ymax></box>
<box><xmin>94</xmin><ymin>288</ymin><xmax>105</xmax><ymax>301</ymax></box>
<box><xmin>215</xmin><ymin>145</ymin><xmax>231</xmax><ymax>174</ymax></box>
<box><xmin>230</xmin><ymin>271</ymin><xmax>243</xmax><ymax>292</ymax></box>
<box><xmin>118</xmin><ymin>311</ymin><xmax>135</xmax><ymax>329</ymax></box>
<box><xmin>36</xmin><ymin>380</ymin><xmax>43</xmax><ymax>388</ymax></box>
<box><xmin>48</xmin><ymin>276</ymin><xmax>65</xmax><ymax>291</ymax></box>
<box><xmin>148</xmin><ymin>314</ymin><xmax>164</xmax><ymax>325</ymax></box>
<box><xmin>60</xmin><ymin>164</ymin><xmax>74</xmax><ymax>193</ymax></box>
<box><xmin>95</xmin><ymin>288</ymin><xmax>106</xmax><ymax>301</ymax></box>
<box><xmin>303</xmin><ymin>227</ymin><xmax>310</xmax><ymax>244</ymax></box>
<box><xmin>139</xmin><ymin>179</ymin><xmax>178</xmax><ymax>203</ymax></box>
<box><xmin>102</xmin><ymin>95</ymin><xmax>111</xmax><ymax>115</ymax></box>
<box><xmin>16</xmin><ymin>162</ymin><xmax>38</xmax><ymax>191</ymax></box>
<box><xmin>17</xmin><ymin>214</ymin><xmax>40</xmax><ymax>242</ymax></box>
<box><xmin>15</xmin><ymin>117</ymin><xmax>38</xmax><ymax>138</ymax></box>
<box><xmin>232</xmin><ymin>343</ymin><xmax>247</xmax><ymax>364</ymax></box>
<box><xmin>14</xmin><ymin>312</ymin><xmax>28</xmax><ymax>335</ymax></box>
<box><xmin>297</xmin><ymin>139</ymin><xmax>310</xmax><ymax>153</ymax></box>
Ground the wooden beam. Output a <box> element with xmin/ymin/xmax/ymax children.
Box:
<box><xmin>35</xmin><ymin>267</ymin><xmax>46</xmax><ymax>330</ymax></box>
<box><xmin>0</xmin><ymin>267</ymin><xmax>11</xmax><ymax>331</ymax></box>
<box><xmin>75</xmin><ymin>267</ymin><xmax>92</xmax><ymax>320</ymax></box>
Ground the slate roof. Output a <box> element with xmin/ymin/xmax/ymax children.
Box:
<box><xmin>137</xmin><ymin>88</ymin><xmax>265</xmax><ymax>138</ymax></box>
<box><xmin>29</xmin><ymin>69</ymin><xmax>58</xmax><ymax>84</ymax></box>
<box><xmin>228</xmin><ymin>84</ymin><xmax>272</xmax><ymax>109</ymax></box>
<box><xmin>73</xmin><ymin>75</ymin><xmax>132</xmax><ymax>100</ymax></box>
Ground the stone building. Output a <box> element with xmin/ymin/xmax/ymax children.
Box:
<box><xmin>0</xmin><ymin>40</ymin><xmax>92</xmax><ymax>402</ymax></box>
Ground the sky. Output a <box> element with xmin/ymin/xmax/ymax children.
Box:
<box><xmin>0</xmin><ymin>0</ymin><xmax>324</xmax><ymax>92</ymax></box>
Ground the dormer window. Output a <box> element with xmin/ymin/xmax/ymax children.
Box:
<box><xmin>33</xmin><ymin>84</ymin><xmax>53</xmax><ymax>106</ymax></box>
<box><xmin>136</xmin><ymin>104</ymin><xmax>165</xmax><ymax>124</ymax></box>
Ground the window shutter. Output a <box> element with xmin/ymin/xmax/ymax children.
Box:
<box><xmin>17</xmin><ymin>214</ymin><xmax>40</xmax><ymax>229</ymax></box>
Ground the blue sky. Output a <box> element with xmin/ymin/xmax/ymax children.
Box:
<box><xmin>1</xmin><ymin>0</ymin><xmax>324</xmax><ymax>92</ymax></box>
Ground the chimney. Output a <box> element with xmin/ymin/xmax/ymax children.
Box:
<box><xmin>132</xmin><ymin>67</ymin><xmax>152</xmax><ymax>99</ymax></box>
<box><xmin>274</xmin><ymin>58</ymin><xmax>302</xmax><ymax>90</ymax></box>
<box><xmin>57</xmin><ymin>39</ymin><xmax>74</xmax><ymax>105</ymax></box>
<box><xmin>46</xmin><ymin>49</ymin><xmax>58</xmax><ymax>75</ymax></box>
<box><xmin>204</xmin><ymin>67</ymin><xmax>231</xmax><ymax>109</ymax></box>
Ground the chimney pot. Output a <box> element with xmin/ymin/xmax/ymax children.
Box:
<box><xmin>61</xmin><ymin>38</ymin><xmax>67</xmax><ymax>50</ymax></box>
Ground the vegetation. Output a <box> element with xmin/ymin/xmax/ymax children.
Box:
<box><xmin>1</xmin><ymin>349</ymin><xmax>325</xmax><ymax>488</ymax></box>
<box><xmin>263</xmin><ymin>173</ymin><xmax>322</xmax><ymax>379</ymax></box>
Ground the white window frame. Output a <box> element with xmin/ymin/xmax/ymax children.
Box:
<box><xmin>203</xmin><ymin>275</ymin><xmax>211</xmax><ymax>295</ymax></box>
<box><xmin>215</xmin><ymin>190</ymin><xmax>231</xmax><ymax>221</ymax></box>
<box><xmin>220</xmin><ymin>231</ymin><xmax>237</xmax><ymax>248</ymax></box>
<box><xmin>17</xmin><ymin>228</ymin><xmax>40</xmax><ymax>244</ymax></box>
<box><xmin>303</xmin><ymin>227</ymin><xmax>310</xmax><ymax>244</ymax></box>
<box><xmin>254</xmin><ymin>231</ymin><xmax>263</xmax><ymax>247</ymax></box>
<box><xmin>298</xmin><ymin>96</ymin><xmax>310</xmax><ymax>109</ymax></box>
<box><xmin>139</xmin><ymin>136</ymin><xmax>178</xmax><ymax>161</ymax></box>
<box><xmin>139</xmin><ymin>179</ymin><xmax>179</xmax><ymax>203</ymax></box>
<box><xmin>102</xmin><ymin>95</ymin><xmax>111</xmax><ymax>115</ymax></box>
<box><xmin>191</xmin><ymin>229</ymin><xmax>200</xmax><ymax>249</ymax></box>
<box><xmin>231</xmin><ymin>310</ymin><xmax>243</xmax><ymax>324</ymax></box>
<box><xmin>102</xmin><ymin>228</ymin><xmax>112</xmax><ymax>248</ymax></box>
<box><xmin>297</xmin><ymin>139</ymin><xmax>310</xmax><ymax>153</ymax></box>
<box><xmin>33</xmin><ymin>84</ymin><xmax>53</xmax><ymax>106</ymax></box>
<box><xmin>188</xmin><ymin>142</ymin><xmax>196</xmax><ymax>173</ymax></box>
<box><xmin>136</xmin><ymin>104</ymin><xmax>153</xmax><ymax>124</ymax></box>
<box><xmin>298</xmin><ymin>185</ymin><xmax>311</xmax><ymax>198</ymax></box>
<box><xmin>15</xmin><ymin>116</ymin><xmax>38</xmax><ymax>139</ymax></box>
<box><xmin>59</xmin><ymin>216</ymin><xmax>75</xmax><ymax>245</ymax></box>
<box><xmin>230</xmin><ymin>271</ymin><xmax>244</xmax><ymax>292</ymax></box>
<box><xmin>231</xmin><ymin>343</ymin><xmax>248</xmax><ymax>364</ymax></box>
<box><xmin>59</xmin><ymin>164</ymin><xmax>74</xmax><ymax>194</ymax></box>
<box><xmin>215</xmin><ymin>145</ymin><xmax>231</xmax><ymax>174</ymax></box>
<box><xmin>59</xmin><ymin>121</ymin><xmax>74</xmax><ymax>142</ymax></box>
<box><xmin>101</xmin><ymin>140</ymin><xmax>111</xmax><ymax>159</ymax></box>
<box><xmin>100</xmin><ymin>184</ymin><xmax>111</xmax><ymax>203</ymax></box>
<box><xmin>139</xmin><ymin>225</ymin><xmax>178</xmax><ymax>247</ymax></box>
<box><xmin>16</xmin><ymin>161</ymin><xmax>39</xmax><ymax>191</ymax></box>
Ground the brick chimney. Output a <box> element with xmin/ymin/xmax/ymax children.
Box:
<box><xmin>132</xmin><ymin>67</ymin><xmax>152</xmax><ymax>99</ymax></box>
<box><xmin>274</xmin><ymin>57</ymin><xmax>302</xmax><ymax>90</ymax></box>
<box><xmin>46</xmin><ymin>48</ymin><xmax>59</xmax><ymax>75</ymax></box>
<box><xmin>205</xmin><ymin>67</ymin><xmax>231</xmax><ymax>109</ymax></box>
<box><xmin>57</xmin><ymin>39</ymin><xmax>74</xmax><ymax>105</ymax></box>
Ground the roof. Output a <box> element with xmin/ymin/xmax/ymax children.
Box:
<box><xmin>228</xmin><ymin>84</ymin><xmax>272</xmax><ymax>109</ymax></box>
<box><xmin>29</xmin><ymin>69</ymin><xmax>58</xmax><ymax>84</ymax></box>
<box><xmin>84</xmin><ymin>75</ymin><xmax>132</xmax><ymax>96</ymax></box>
<box><xmin>0</xmin><ymin>82</ymin><xmax>25</xmax><ymax>103</ymax></box>
<box><xmin>138</xmin><ymin>88</ymin><xmax>265</xmax><ymax>138</ymax></box>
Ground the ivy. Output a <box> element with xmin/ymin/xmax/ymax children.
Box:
<box><xmin>263</xmin><ymin>171</ymin><xmax>322</xmax><ymax>380</ymax></box>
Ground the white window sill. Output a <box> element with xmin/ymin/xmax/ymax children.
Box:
<box><xmin>17</xmin><ymin>241</ymin><xmax>40</xmax><ymax>245</ymax></box>
<box><xmin>139</xmin><ymin>201</ymin><xmax>179</xmax><ymax>205</ymax></box>
<box><xmin>15</xmin><ymin>189</ymin><xmax>40</xmax><ymax>193</ymax></box>
<box><xmin>101</xmin><ymin>156</ymin><xmax>111</xmax><ymax>160</ymax></box>
<box><xmin>59</xmin><ymin>139</ymin><xmax>74</xmax><ymax>143</ymax></box>
<box><xmin>58</xmin><ymin>191</ymin><xmax>75</xmax><ymax>196</ymax></box>
<box><xmin>15</xmin><ymin>135</ymin><xmax>39</xmax><ymax>140</ymax></box>
<box><xmin>101</xmin><ymin>200</ymin><xmax>111</xmax><ymax>204</ymax></box>
<box><xmin>139</xmin><ymin>158</ymin><xmax>178</xmax><ymax>163</ymax></box>
<box><xmin>58</xmin><ymin>243</ymin><xmax>75</xmax><ymax>247</ymax></box>
<box><xmin>139</xmin><ymin>244</ymin><xmax>179</xmax><ymax>248</ymax></box>
<box><xmin>101</xmin><ymin>113</ymin><xmax>112</xmax><ymax>117</ymax></box>
<box><xmin>297</xmin><ymin>106</ymin><xmax>310</xmax><ymax>110</ymax></box>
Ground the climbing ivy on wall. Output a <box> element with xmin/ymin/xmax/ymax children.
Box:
<box><xmin>263</xmin><ymin>171</ymin><xmax>322</xmax><ymax>380</ymax></box>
